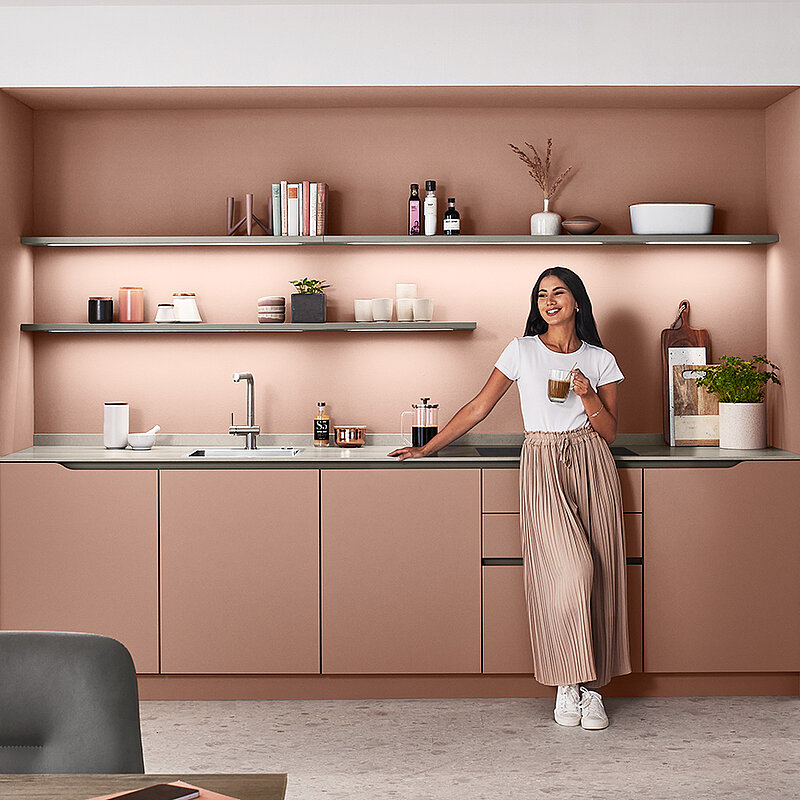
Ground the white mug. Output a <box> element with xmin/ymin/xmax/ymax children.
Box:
<box><xmin>371</xmin><ymin>298</ymin><xmax>394</xmax><ymax>322</ymax></box>
<box><xmin>412</xmin><ymin>298</ymin><xmax>434</xmax><ymax>321</ymax></box>
<box><xmin>354</xmin><ymin>299</ymin><xmax>372</xmax><ymax>322</ymax></box>
<box><xmin>395</xmin><ymin>283</ymin><xmax>418</xmax><ymax>299</ymax></box>
<box><xmin>104</xmin><ymin>402</ymin><xmax>129</xmax><ymax>449</ymax></box>
<box><xmin>396</xmin><ymin>297</ymin><xmax>415</xmax><ymax>321</ymax></box>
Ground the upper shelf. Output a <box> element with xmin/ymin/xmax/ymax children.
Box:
<box><xmin>20</xmin><ymin>234</ymin><xmax>779</xmax><ymax>247</ymax></box>
<box><xmin>20</xmin><ymin>322</ymin><xmax>477</xmax><ymax>333</ymax></box>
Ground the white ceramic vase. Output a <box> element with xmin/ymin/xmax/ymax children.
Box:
<box><xmin>530</xmin><ymin>198</ymin><xmax>562</xmax><ymax>235</ymax></box>
<box><xmin>718</xmin><ymin>402</ymin><xmax>767</xmax><ymax>449</ymax></box>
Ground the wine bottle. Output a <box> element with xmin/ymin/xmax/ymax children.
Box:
<box><xmin>423</xmin><ymin>180</ymin><xmax>437</xmax><ymax>236</ymax></box>
<box><xmin>443</xmin><ymin>197</ymin><xmax>460</xmax><ymax>235</ymax></box>
<box><xmin>408</xmin><ymin>184</ymin><xmax>421</xmax><ymax>236</ymax></box>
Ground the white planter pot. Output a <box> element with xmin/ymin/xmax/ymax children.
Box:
<box><xmin>531</xmin><ymin>198</ymin><xmax>562</xmax><ymax>235</ymax></box>
<box><xmin>718</xmin><ymin>402</ymin><xmax>766</xmax><ymax>449</ymax></box>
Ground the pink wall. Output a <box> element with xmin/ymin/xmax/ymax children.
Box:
<box><xmin>25</xmin><ymin>100</ymin><xmax>771</xmax><ymax>436</ymax></box>
<box><xmin>0</xmin><ymin>92</ymin><xmax>33</xmax><ymax>455</ymax></box>
<box><xmin>766</xmin><ymin>88</ymin><xmax>800</xmax><ymax>451</ymax></box>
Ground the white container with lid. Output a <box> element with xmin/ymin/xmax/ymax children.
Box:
<box><xmin>172</xmin><ymin>292</ymin><xmax>202</xmax><ymax>322</ymax></box>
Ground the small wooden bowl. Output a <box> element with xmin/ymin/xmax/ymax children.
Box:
<box><xmin>333</xmin><ymin>425</ymin><xmax>367</xmax><ymax>447</ymax></box>
<box><xmin>561</xmin><ymin>216</ymin><xmax>601</xmax><ymax>235</ymax></box>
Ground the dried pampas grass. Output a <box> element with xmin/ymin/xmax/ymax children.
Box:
<box><xmin>508</xmin><ymin>137</ymin><xmax>573</xmax><ymax>200</ymax></box>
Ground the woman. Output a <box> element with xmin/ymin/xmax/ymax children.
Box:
<box><xmin>390</xmin><ymin>266</ymin><xmax>630</xmax><ymax>730</ymax></box>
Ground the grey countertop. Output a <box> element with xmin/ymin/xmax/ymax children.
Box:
<box><xmin>1</xmin><ymin>433</ymin><xmax>798</xmax><ymax>469</ymax></box>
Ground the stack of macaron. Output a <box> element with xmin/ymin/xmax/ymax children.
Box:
<box><xmin>257</xmin><ymin>296</ymin><xmax>286</xmax><ymax>323</ymax></box>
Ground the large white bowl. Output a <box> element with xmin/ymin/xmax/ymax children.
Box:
<box><xmin>629</xmin><ymin>203</ymin><xmax>714</xmax><ymax>235</ymax></box>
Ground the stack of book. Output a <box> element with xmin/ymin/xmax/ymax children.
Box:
<box><xmin>272</xmin><ymin>181</ymin><xmax>329</xmax><ymax>236</ymax></box>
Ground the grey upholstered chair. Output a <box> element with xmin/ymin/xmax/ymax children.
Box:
<box><xmin>0</xmin><ymin>631</ymin><xmax>145</xmax><ymax>773</ymax></box>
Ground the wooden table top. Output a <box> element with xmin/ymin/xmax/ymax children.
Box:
<box><xmin>0</xmin><ymin>774</ymin><xmax>287</xmax><ymax>800</ymax></box>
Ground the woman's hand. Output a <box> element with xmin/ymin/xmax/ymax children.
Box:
<box><xmin>388</xmin><ymin>446</ymin><xmax>426</xmax><ymax>461</ymax></box>
<box><xmin>571</xmin><ymin>368</ymin><xmax>595</xmax><ymax>399</ymax></box>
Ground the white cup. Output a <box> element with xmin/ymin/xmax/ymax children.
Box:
<box><xmin>371</xmin><ymin>298</ymin><xmax>394</xmax><ymax>322</ymax></box>
<box><xmin>412</xmin><ymin>298</ymin><xmax>434</xmax><ymax>321</ymax></box>
<box><xmin>396</xmin><ymin>297</ymin><xmax>415</xmax><ymax>321</ymax></box>
<box><xmin>354</xmin><ymin>299</ymin><xmax>372</xmax><ymax>322</ymax></box>
<box><xmin>104</xmin><ymin>402</ymin><xmax>129</xmax><ymax>449</ymax></box>
<box><xmin>395</xmin><ymin>283</ymin><xmax>418</xmax><ymax>299</ymax></box>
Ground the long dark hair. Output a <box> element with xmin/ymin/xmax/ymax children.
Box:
<box><xmin>524</xmin><ymin>266</ymin><xmax>603</xmax><ymax>348</ymax></box>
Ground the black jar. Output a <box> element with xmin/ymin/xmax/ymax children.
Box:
<box><xmin>88</xmin><ymin>296</ymin><xmax>113</xmax><ymax>324</ymax></box>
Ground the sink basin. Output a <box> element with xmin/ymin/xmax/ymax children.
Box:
<box><xmin>475</xmin><ymin>445</ymin><xmax>636</xmax><ymax>457</ymax></box>
<box><xmin>187</xmin><ymin>447</ymin><xmax>303</xmax><ymax>458</ymax></box>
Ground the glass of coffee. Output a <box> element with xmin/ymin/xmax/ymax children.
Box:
<box><xmin>547</xmin><ymin>369</ymin><xmax>572</xmax><ymax>403</ymax></box>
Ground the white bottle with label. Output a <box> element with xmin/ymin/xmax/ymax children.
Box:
<box><xmin>423</xmin><ymin>180</ymin><xmax>438</xmax><ymax>236</ymax></box>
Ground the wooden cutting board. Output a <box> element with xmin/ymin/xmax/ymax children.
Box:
<box><xmin>672</xmin><ymin>364</ymin><xmax>720</xmax><ymax>445</ymax></box>
<box><xmin>661</xmin><ymin>300</ymin><xmax>712</xmax><ymax>444</ymax></box>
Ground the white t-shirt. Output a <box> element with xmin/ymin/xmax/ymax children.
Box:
<box><xmin>494</xmin><ymin>335</ymin><xmax>624</xmax><ymax>432</ymax></box>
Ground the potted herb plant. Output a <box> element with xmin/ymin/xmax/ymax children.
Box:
<box><xmin>695</xmin><ymin>355</ymin><xmax>781</xmax><ymax>449</ymax></box>
<box><xmin>289</xmin><ymin>278</ymin><xmax>330</xmax><ymax>324</ymax></box>
<box><xmin>508</xmin><ymin>137</ymin><xmax>572</xmax><ymax>235</ymax></box>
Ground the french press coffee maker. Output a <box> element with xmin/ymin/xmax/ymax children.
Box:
<box><xmin>401</xmin><ymin>398</ymin><xmax>439</xmax><ymax>448</ymax></box>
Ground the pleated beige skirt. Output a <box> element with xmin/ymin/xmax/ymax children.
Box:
<box><xmin>520</xmin><ymin>426</ymin><xmax>631</xmax><ymax>688</ymax></box>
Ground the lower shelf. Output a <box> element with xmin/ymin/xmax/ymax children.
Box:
<box><xmin>21</xmin><ymin>322</ymin><xmax>477</xmax><ymax>333</ymax></box>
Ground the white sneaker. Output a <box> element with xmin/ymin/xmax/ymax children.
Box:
<box><xmin>553</xmin><ymin>684</ymin><xmax>581</xmax><ymax>726</ymax></box>
<box><xmin>579</xmin><ymin>687</ymin><xmax>609</xmax><ymax>730</ymax></box>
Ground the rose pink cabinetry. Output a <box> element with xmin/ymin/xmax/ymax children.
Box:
<box><xmin>159</xmin><ymin>469</ymin><xmax>319</xmax><ymax>674</ymax></box>
<box><xmin>643</xmin><ymin>462</ymin><xmax>800</xmax><ymax>672</ymax></box>
<box><xmin>0</xmin><ymin>463</ymin><xmax>158</xmax><ymax>673</ymax></box>
<box><xmin>321</xmin><ymin>469</ymin><xmax>481</xmax><ymax>673</ymax></box>
<box><xmin>481</xmin><ymin>468</ymin><xmax>643</xmax><ymax>674</ymax></box>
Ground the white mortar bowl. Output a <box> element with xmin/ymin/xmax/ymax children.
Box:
<box><xmin>630</xmin><ymin>203</ymin><xmax>714</xmax><ymax>235</ymax></box>
<box><xmin>128</xmin><ymin>432</ymin><xmax>157</xmax><ymax>450</ymax></box>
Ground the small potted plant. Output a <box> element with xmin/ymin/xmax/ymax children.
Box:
<box><xmin>695</xmin><ymin>354</ymin><xmax>781</xmax><ymax>449</ymax></box>
<box><xmin>289</xmin><ymin>277</ymin><xmax>330</xmax><ymax>324</ymax></box>
<box><xmin>508</xmin><ymin>137</ymin><xmax>572</xmax><ymax>235</ymax></box>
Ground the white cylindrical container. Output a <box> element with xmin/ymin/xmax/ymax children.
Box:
<box><xmin>718</xmin><ymin>402</ymin><xmax>767</xmax><ymax>449</ymax></box>
<box><xmin>104</xmin><ymin>402</ymin><xmax>129</xmax><ymax>449</ymax></box>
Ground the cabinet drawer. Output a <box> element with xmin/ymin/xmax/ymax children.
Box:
<box><xmin>483</xmin><ymin>468</ymin><xmax>642</xmax><ymax>513</ymax></box>
<box><xmin>483</xmin><ymin>512</ymin><xmax>641</xmax><ymax>559</ymax></box>
<box><xmin>482</xmin><ymin>564</ymin><xmax>643</xmax><ymax>674</ymax></box>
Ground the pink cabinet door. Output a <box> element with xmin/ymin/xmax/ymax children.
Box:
<box><xmin>160</xmin><ymin>469</ymin><xmax>319</xmax><ymax>674</ymax></box>
<box><xmin>482</xmin><ymin>565</ymin><xmax>642</xmax><ymax>674</ymax></box>
<box><xmin>321</xmin><ymin>469</ymin><xmax>481</xmax><ymax>674</ymax></box>
<box><xmin>0</xmin><ymin>463</ymin><xmax>158</xmax><ymax>673</ymax></box>
<box><xmin>644</xmin><ymin>462</ymin><xmax>800</xmax><ymax>672</ymax></box>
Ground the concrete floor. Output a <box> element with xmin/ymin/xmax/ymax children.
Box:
<box><xmin>140</xmin><ymin>697</ymin><xmax>800</xmax><ymax>800</ymax></box>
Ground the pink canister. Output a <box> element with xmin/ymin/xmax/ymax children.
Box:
<box><xmin>119</xmin><ymin>287</ymin><xmax>144</xmax><ymax>323</ymax></box>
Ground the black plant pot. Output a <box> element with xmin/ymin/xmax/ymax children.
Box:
<box><xmin>290</xmin><ymin>293</ymin><xmax>326</xmax><ymax>324</ymax></box>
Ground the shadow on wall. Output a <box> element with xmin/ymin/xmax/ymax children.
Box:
<box><xmin>602</xmin><ymin>308</ymin><xmax>653</xmax><ymax>433</ymax></box>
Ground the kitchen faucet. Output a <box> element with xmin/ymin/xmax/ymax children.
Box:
<box><xmin>229</xmin><ymin>372</ymin><xmax>260</xmax><ymax>450</ymax></box>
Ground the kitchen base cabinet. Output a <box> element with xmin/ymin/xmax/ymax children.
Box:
<box><xmin>160</xmin><ymin>470</ymin><xmax>320</xmax><ymax>674</ymax></box>
<box><xmin>482</xmin><ymin>565</ymin><xmax>642</xmax><ymax>675</ymax></box>
<box><xmin>321</xmin><ymin>469</ymin><xmax>481</xmax><ymax>674</ymax></box>
<box><xmin>644</xmin><ymin>462</ymin><xmax>800</xmax><ymax>672</ymax></box>
<box><xmin>0</xmin><ymin>463</ymin><xmax>159</xmax><ymax>673</ymax></box>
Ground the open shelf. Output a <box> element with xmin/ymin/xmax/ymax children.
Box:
<box><xmin>20</xmin><ymin>234</ymin><xmax>779</xmax><ymax>247</ymax></box>
<box><xmin>20</xmin><ymin>322</ymin><xmax>477</xmax><ymax>334</ymax></box>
